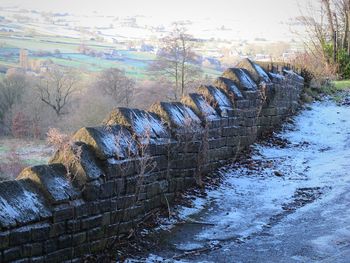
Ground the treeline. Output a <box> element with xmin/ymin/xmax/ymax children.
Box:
<box><xmin>0</xmin><ymin>25</ymin><xmax>210</xmax><ymax>139</ymax></box>
<box><xmin>0</xmin><ymin>66</ymin><xmax>136</xmax><ymax>138</ymax></box>
<box><xmin>295</xmin><ymin>0</ymin><xmax>350</xmax><ymax>83</ymax></box>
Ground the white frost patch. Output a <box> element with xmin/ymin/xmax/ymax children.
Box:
<box><xmin>177</xmin><ymin>196</ymin><xmax>207</xmax><ymax>220</ymax></box>
<box><xmin>131</xmin><ymin>113</ymin><xmax>148</xmax><ymax>138</ymax></box>
<box><xmin>20</xmin><ymin>190</ymin><xmax>42</xmax><ymax>215</ymax></box>
<box><xmin>138</xmin><ymin>101</ymin><xmax>350</xmax><ymax>261</ymax></box>
<box><xmin>0</xmin><ymin>196</ymin><xmax>20</xmax><ymax>219</ymax></box>
<box><xmin>176</xmin><ymin>242</ymin><xmax>205</xmax><ymax>251</ymax></box>
<box><xmin>252</xmin><ymin>63</ymin><xmax>271</xmax><ymax>82</ymax></box>
<box><xmin>130</xmin><ymin>111</ymin><xmax>169</xmax><ymax>140</ymax></box>
<box><xmin>269</xmin><ymin>72</ymin><xmax>285</xmax><ymax>81</ymax></box>
<box><xmin>229</xmin><ymin>84</ymin><xmax>243</xmax><ymax>99</ymax></box>
<box><xmin>236</xmin><ymin>68</ymin><xmax>257</xmax><ymax>90</ymax></box>
<box><xmin>125</xmin><ymin>254</ymin><xmax>189</xmax><ymax>263</ymax></box>
<box><xmin>168</xmin><ymin>106</ymin><xmax>186</xmax><ymax>127</ymax></box>
<box><xmin>149</xmin><ymin>115</ymin><xmax>169</xmax><ymax>138</ymax></box>
<box><xmin>0</xmin><ymin>186</ymin><xmax>49</xmax><ymax>227</ymax></box>
<box><xmin>179</xmin><ymin>105</ymin><xmax>201</xmax><ymax>124</ymax></box>
<box><xmin>196</xmin><ymin>97</ymin><xmax>218</xmax><ymax>120</ymax></box>
<box><xmin>167</xmin><ymin>104</ymin><xmax>201</xmax><ymax>127</ymax></box>
<box><xmin>210</xmin><ymin>87</ymin><xmax>232</xmax><ymax>108</ymax></box>
<box><xmin>283</xmin><ymin>69</ymin><xmax>304</xmax><ymax>81</ymax></box>
<box><xmin>99</xmin><ymin>128</ymin><xmax>137</xmax><ymax>158</ymax></box>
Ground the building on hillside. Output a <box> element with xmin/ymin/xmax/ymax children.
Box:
<box><xmin>19</xmin><ymin>49</ymin><xmax>28</xmax><ymax>70</ymax></box>
<box><xmin>255</xmin><ymin>54</ymin><xmax>272</xmax><ymax>62</ymax></box>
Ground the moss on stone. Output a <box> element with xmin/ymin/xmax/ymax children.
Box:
<box><xmin>148</xmin><ymin>102</ymin><xmax>171</xmax><ymax>126</ymax></box>
<box><xmin>103</xmin><ymin>108</ymin><xmax>131</xmax><ymax>128</ymax></box>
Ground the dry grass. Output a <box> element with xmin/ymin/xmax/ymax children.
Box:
<box><xmin>0</xmin><ymin>146</ymin><xmax>27</xmax><ymax>181</ymax></box>
<box><xmin>0</xmin><ymin>137</ymin><xmax>53</xmax><ymax>180</ymax></box>
<box><xmin>46</xmin><ymin>128</ymin><xmax>81</xmax><ymax>179</ymax></box>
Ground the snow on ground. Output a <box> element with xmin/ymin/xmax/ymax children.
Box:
<box><xmin>128</xmin><ymin>100</ymin><xmax>350</xmax><ymax>262</ymax></box>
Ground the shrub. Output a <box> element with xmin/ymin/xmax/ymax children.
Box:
<box><xmin>0</xmin><ymin>146</ymin><xmax>27</xmax><ymax>180</ymax></box>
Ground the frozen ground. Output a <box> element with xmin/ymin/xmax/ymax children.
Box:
<box><xmin>128</xmin><ymin>100</ymin><xmax>350</xmax><ymax>262</ymax></box>
<box><xmin>0</xmin><ymin>138</ymin><xmax>52</xmax><ymax>166</ymax></box>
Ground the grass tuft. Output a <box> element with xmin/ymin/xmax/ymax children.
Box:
<box><xmin>333</xmin><ymin>80</ymin><xmax>350</xmax><ymax>91</ymax></box>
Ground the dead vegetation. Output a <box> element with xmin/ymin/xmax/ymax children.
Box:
<box><xmin>0</xmin><ymin>146</ymin><xmax>27</xmax><ymax>181</ymax></box>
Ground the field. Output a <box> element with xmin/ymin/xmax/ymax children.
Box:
<box><xmin>333</xmin><ymin>80</ymin><xmax>350</xmax><ymax>90</ymax></box>
<box><xmin>0</xmin><ymin>34</ymin><xmax>222</xmax><ymax>79</ymax></box>
<box><xmin>0</xmin><ymin>137</ymin><xmax>53</xmax><ymax>180</ymax></box>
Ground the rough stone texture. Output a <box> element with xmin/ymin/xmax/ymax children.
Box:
<box><xmin>17</xmin><ymin>164</ymin><xmax>79</xmax><ymax>204</ymax></box>
<box><xmin>72</xmin><ymin>125</ymin><xmax>138</xmax><ymax>160</ymax></box>
<box><xmin>197</xmin><ymin>85</ymin><xmax>234</xmax><ymax>117</ymax></box>
<box><xmin>0</xmin><ymin>179</ymin><xmax>51</xmax><ymax>230</ymax></box>
<box><xmin>149</xmin><ymin>101</ymin><xmax>202</xmax><ymax>131</ymax></box>
<box><xmin>181</xmin><ymin>93</ymin><xmax>220</xmax><ymax>121</ymax></box>
<box><xmin>0</xmin><ymin>60</ymin><xmax>304</xmax><ymax>262</ymax></box>
<box><xmin>104</xmin><ymin>107</ymin><xmax>170</xmax><ymax>143</ymax></box>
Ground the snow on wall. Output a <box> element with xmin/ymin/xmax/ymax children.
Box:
<box><xmin>251</xmin><ymin>61</ymin><xmax>271</xmax><ymax>83</ymax></box>
<box><xmin>0</xmin><ymin>61</ymin><xmax>304</xmax><ymax>262</ymax></box>
<box><xmin>235</xmin><ymin>68</ymin><xmax>258</xmax><ymax>90</ymax></box>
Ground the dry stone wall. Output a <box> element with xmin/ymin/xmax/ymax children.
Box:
<box><xmin>0</xmin><ymin>59</ymin><xmax>304</xmax><ymax>262</ymax></box>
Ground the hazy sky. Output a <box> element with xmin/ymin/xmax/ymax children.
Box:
<box><xmin>1</xmin><ymin>0</ymin><xmax>316</xmax><ymax>20</ymax></box>
<box><xmin>1</xmin><ymin>0</ymin><xmax>319</xmax><ymax>40</ymax></box>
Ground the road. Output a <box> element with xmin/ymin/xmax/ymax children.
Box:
<box><xmin>130</xmin><ymin>100</ymin><xmax>350</xmax><ymax>263</ymax></box>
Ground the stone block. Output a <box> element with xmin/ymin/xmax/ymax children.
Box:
<box><xmin>44</xmin><ymin>239</ymin><xmax>58</xmax><ymax>254</ymax></box>
<box><xmin>72</xmin><ymin>232</ymin><xmax>86</xmax><ymax>246</ymax></box>
<box><xmin>0</xmin><ymin>179</ymin><xmax>51</xmax><ymax>229</ymax></box>
<box><xmin>81</xmin><ymin>215</ymin><xmax>102</xmax><ymax>230</ymax></box>
<box><xmin>46</xmin><ymin>248</ymin><xmax>73</xmax><ymax>262</ymax></box>
<box><xmin>87</xmin><ymin>227</ymin><xmax>105</xmax><ymax>241</ymax></box>
<box><xmin>18</xmin><ymin>164</ymin><xmax>79</xmax><ymax>204</ymax></box>
<box><xmin>0</xmin><ymin>231</ymin><xmax>9</xmax><ymax>250</ymax></box>
<box><xmin>31</xmin><ymin>256</ymin><xmax>45</xmax><ymax>263</ymax></box>
<box><xmin>82</xmin><ymin>180</ymin><xmax>101</xmax><ymax>201</ymax></box>
<box><xmin>3</xmin><ymin>246</ymin><xmax>22</xmax><ymax>262</ymax></box>
<box><xmin>49</xmin><ymin>222</ymin><xmax>66</xmax><ymax>238</ymax></box>
<box><xmin>53</xmin><ymin>204</ymin><xmax>74</xmax><ymax>223</ymax></box>
<box><xmin>73</xmin><ymin>244</ymin><xmax>89</xmax><ymax>258</ymax></box>
<box><xmin>29</xmin><ymin>242</ymin><xmax>43</xmax><ymax>257</ymax></box>
<box><xmin>9</xmin><ymin>226</ymin><xmax>31</xmax><ymax>246</ymax></box>
<box><xmin>31</xmin><ymin>223</ymin><xmax>50</xmax><ymax>242</ymax></box>
<box><xmin>73</xmin><ymin>125</ymin><xmax>138</xmax><ymax>160</ymax></box>
<box><xmin>99</xmin><ymin>181</ymin><xmax>116</xmax><ymax>199</ymax></box>
<box><xmin>58</xmin><ymin>235</ymin><xmax>73</xmax><ymax>249</ymax></box>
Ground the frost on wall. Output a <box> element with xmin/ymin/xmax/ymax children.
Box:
<box><xmin>0</xmin><ymin>179</ymin><xmax>51</xmax><ymax>229</ymax></box>
<box><xmin>0</xmin><ymin>59</ymin><xmax>305</xmax><ymax>262</ymax></box>
<box><xmin>73</xmin><ymin>125</ymin><xmax>138</xmax><ymax>160</ymax></box>
<box><xmin>104</xmin><ymin>107</ymin><xmax>170</xmax><ymax>143</ymax></box>
<box><xmin>197</xmin><ymin>85</ymin><xmax>234</xmax><ymax>117</ymax></box>
<box><xmin>222</xmin><ymin>68</ymin><xmax>258</xmax><ymax>91</ymax></box>
<box><xmin>181</xmin><ymin>93</ymin><xmax>220</xmax><ymax>121</ymax></box>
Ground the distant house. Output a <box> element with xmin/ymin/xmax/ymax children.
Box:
<box><xmin>282</xmin><ymin>52</ymin><xmax>297</xmax><ymax>61</ymax></box>
<box><xmin>255</xmin><ymin>54</ymin><xmax>271</xmax><ymax>62</ymax></box>
<box><xmin>140</xmin><ymin>44</ymin><xmax>154</xmax><ymax>52</ymax></box>
<box><xmin>103</xmin><ymin>49</ymin><xmax>122</xmax><ymax>60</ymax></box>
<box><xmin>202</xmin><ymin>57</ymin><xmax>222</xmax><ymax>70</ymax></box>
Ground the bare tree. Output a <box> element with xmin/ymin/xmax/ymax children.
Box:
<box><xmin>0</xmin><ymin>71</ymin><xmax>27</xmax><ymax>123</ymax></box>
<box><xmin>35</xmin><ymin>66</ymin><xmax>80</xmax><ymax>116</ymax></box>
<box><xmin>94</xmin><ymin>68</ymin><xmax>135</xmax><ymax>107</ymax></box>
<box><xmin>295</xmin><ymin>0</ymin><xmax>350</xmax><ymax>60</ymax></box>
<box><xmin>149</xmin><ymin>25</ymin><xmax>202</xmax><ymax>100</ymax></box>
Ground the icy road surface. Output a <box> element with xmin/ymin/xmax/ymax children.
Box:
<box><xmin>134</xmin><ymin>101</ymin><xmax>350</xmax><ymax>263</ymax></box>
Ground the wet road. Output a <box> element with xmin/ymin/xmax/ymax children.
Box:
<box><xmin>134</xmin><ymin>101</ymin><xmax>350</xmax><ymax>263</ymax></box>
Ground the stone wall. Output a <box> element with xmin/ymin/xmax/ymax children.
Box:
<box><xmin>0</xmin><ymin>59</ymin><xmax>304</xmax><ymax>262</ymax></box>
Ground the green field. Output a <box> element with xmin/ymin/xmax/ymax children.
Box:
<box><xmin>333</xmin><ymin>80</ymin><xmax>350</xmax><ymax>90</ymax></box>
<box><xmin>0</xmin><ymin>34</ymin><xmax>221</xmax><ymax>79</ymax></box>
<box><xmin>0</xmin><ymin>137</ymin><xmax>52</xmax><ymax>166</ymax></box>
